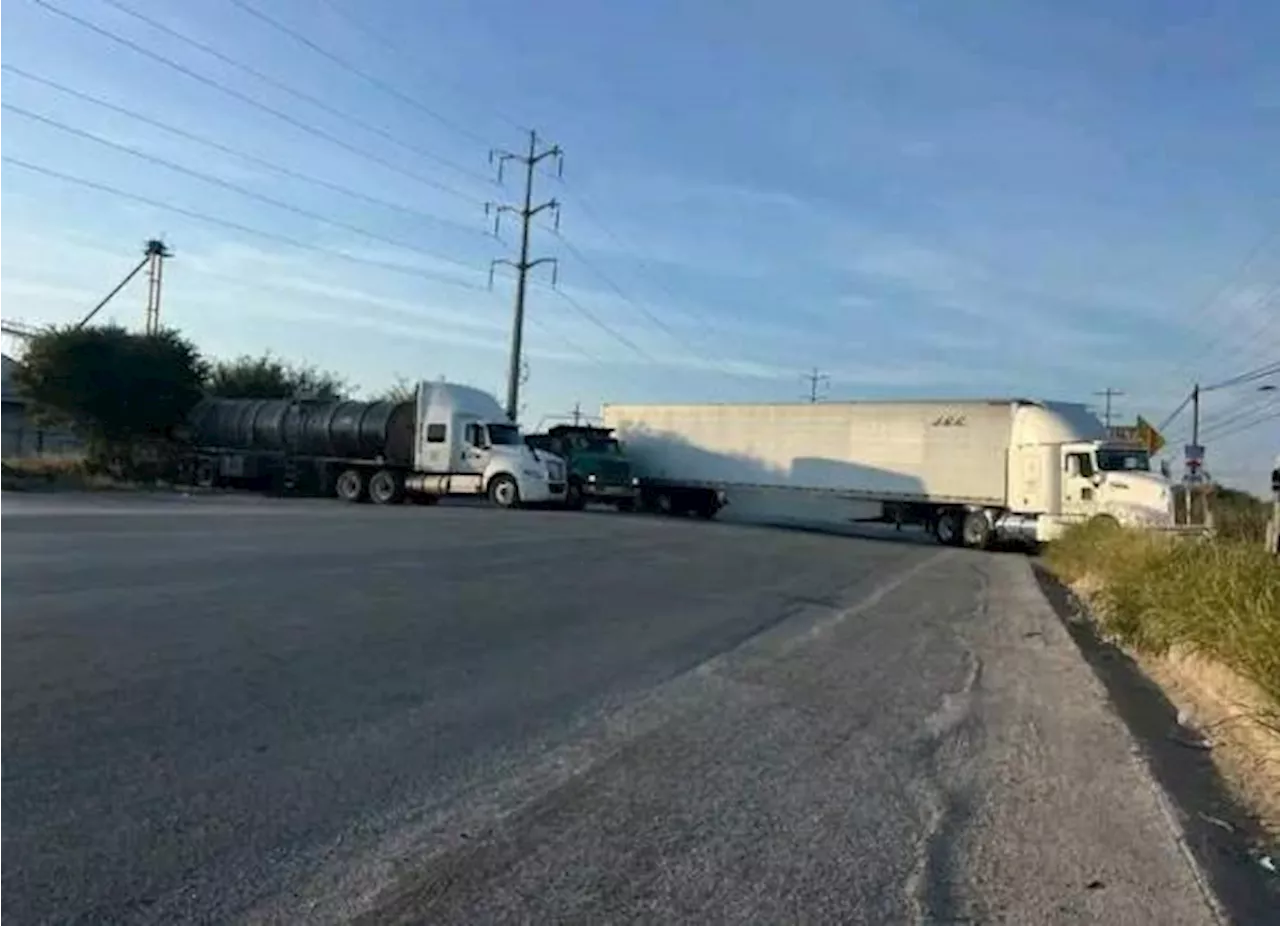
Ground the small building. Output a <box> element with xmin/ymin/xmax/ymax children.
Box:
<box><xmin>2</xmin><ymin>353</ymin><xmax>82</xmax><ymax>458</ymax></box>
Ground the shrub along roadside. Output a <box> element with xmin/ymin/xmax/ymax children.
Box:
<box><xmin>1045</xmin><ymin>520</ymin><xmax>1280</xmax><ymax>705</ymax></box>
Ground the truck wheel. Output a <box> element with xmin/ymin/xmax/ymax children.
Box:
<box><xmin>335</xmin><ymin>468</ymin><xmax>366</xmax><ymax>503</ymax></box>
<box><xmin>565</xmin><ymin>481</ymin><xmax>586</xmax><ymax>510</ymax></box>
<box><xmin>488</xmin><ymin>474</ymin><xmax>521</xmax><ymax>509</ymax></box>
<box><xmin>195</xmin><ymin>458</ymin><xmax>216</xmax><ymax>489</ymax></box>
<box><xmin>656</xmin><ymin>491</ymin><xmax>675</xmax><ymax>516</ymax></box>
<box><xmin>369</xmin><ymin>469</ymin><xmax>404</xmax><ymax>505</ymax></box>
<box><xmin>934</xmin><ymin>509</ymin><xmax>963</xmax><ymax>546</ymax></box>
<box><xmin>961</xmin><ymin>510</ymin><xmax>992</xmax><ymax>549</ymax></box>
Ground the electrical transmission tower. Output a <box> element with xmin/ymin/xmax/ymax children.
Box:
<box><xmin>1093</xmin><ymin>387</ymin><xmax>1124</xmax><ymax>429</ymax></box>
<box><xmin>488</xmin><ymin>130</ymin><xmax>563</xmax><ymax>422</ymax></box>
<box><xmin>803</xmin><ymin>367</ymin><xmax>830</xmax><ymax>403</ymax></box>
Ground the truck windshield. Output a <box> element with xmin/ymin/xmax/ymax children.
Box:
<box><xmin>579</xmin><ymin>438</ymin><xmax>622</xmax><ymax>455</ymax></box>
<box><xmin>487</xmin><ymin>424</ymin><xmax>523</xmax><ymax>446</ymax></box>
<box><xmin>1096</xmin><ymin>448</ymin><xmax>1150</xmax><ymax>472</ymax></box>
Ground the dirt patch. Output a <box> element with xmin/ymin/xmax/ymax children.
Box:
<box><xmin>1136</xmin><ymin>647</ymin><xmax>1280</xmax><ymax>836</ymax></box>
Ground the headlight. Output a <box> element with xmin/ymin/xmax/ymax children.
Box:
<box><xmin>587</xmin><ymin>474</ymin><xmax>597</xmax><ymax>483</ymax></box>
<box><xmin>632</xmin><ymin>476</ymin><xmax>640</xmax><ymax>486</ymax></box>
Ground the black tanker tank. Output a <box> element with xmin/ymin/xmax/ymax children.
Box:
<box><xmin>187</xmin><ymin>397</ymin><xmax>416</xmax><ymax>465</ymax></box>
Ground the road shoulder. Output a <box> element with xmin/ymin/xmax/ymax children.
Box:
<box><xmin>1033</xmin><ymin>563</ymin><xmax>1279</xmax><ymax>923</ymax></box>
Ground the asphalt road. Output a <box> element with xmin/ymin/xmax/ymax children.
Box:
<box><xmin>2</xmin><ymin>493</ymin><xmax>1222</xmax><ymax>924</ymax></box>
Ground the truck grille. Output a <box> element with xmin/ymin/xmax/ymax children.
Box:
<box><xmin>595</xmin><ymin>460</ymin><xmax>630</xmax><ymax>484</ymax></box>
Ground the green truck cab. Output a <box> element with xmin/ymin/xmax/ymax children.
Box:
<box><xmin>525</xmin><ymin>425</ymin><xmax>639</xmax><ymax>511</ymax></box>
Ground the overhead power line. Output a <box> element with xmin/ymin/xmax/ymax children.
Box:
<box><xmin>177</xmin><ymin>262</ymin><xmax>602</xmax><ymax>367</ymax></box>
<box><xmin>554</xmin><ymin>232</ymin><xmax>743</xmax><ymax>378</ymax></box>
<box><xmin>28</xmin><ymin>0</ymin><xmax>481</xmax><ymax>205</ymax></box>
<box><xmin>2</xmin><ymin>65</ymin><xmax>485</xmax><ymax>239</ymax></box>
<box><xmin>1205</xmin><ymin>405</ymin><xmax>1280</xmax><ymax>443</ymax></box>
<box><xmin>94</xmin><ymin>0</ymin><xmax>489</xmax><ymax>187</ymax></box>
<box><xmin>3</xmin><ymin>103</ymin><xmax>487</xmax><ymax>278</ymax></box>
<box><xmin>3</xmin><ymin>156</ymin><xmax>488</xmax><ymax>292</ymax></box>
<box><xmin>226</xmin><ymin>0</ymin><xmax>494</xmax><ymax>150</ymax></box>
<box><xmin>316</xmin><ymin>0</ymin><xmax>528</xmax><ymax>136</ymax></box>
<box><xmin>538</xmin><ymin>283</ymin><xmax>656</xmax><ymax>363</ymax></box>
<box><xmin>559</xmin><ymin>183</ymin><xmax>726</xmax><ymax>345</ymax></box>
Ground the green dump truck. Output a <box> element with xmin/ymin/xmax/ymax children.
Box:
<box><xmin>525</xmin><ymin>425</ymin><xmax>639</xmax><ymax>511</ymax></box>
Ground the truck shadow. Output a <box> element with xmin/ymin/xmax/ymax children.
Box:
<box><xmin>622</xmin><ymin>426</ymin><xmax>933</xmax><ymax>537</ymax></box>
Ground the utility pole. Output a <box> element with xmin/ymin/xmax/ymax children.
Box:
<box><xmin>488</xmin><ymin>130</ymin><xmax>563</xmax><ymax>422</ymax></box>
<box><xmin>803</xmin><ymin>367</ymin><xmax>830</xmax><ymax>403</ymax></box>
<box><xmin>142</xmin><ymin>238</ymin><xmax>172</xmax><ymax>335</ymax></box>
<box><xmin>1093</xmin><ymin>387</ymin><xmax>1124</xmax><ymax>429</ymax></box>
<box><xmin>570</xmin><ymin>401</ymin><xmax>583</xmax><ymax>426</ymax></box>
<box><xmin>75</xmin><ymin>237</ymin><xmax>170</xmax><ymax>331</ymax></box>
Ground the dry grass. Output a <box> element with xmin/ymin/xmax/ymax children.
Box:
<box><xmin>2</xmin><ymin>455</ymin><xmax>129</xmax><ymax>491</ymax></box>
<box><xmin>1046</xmin><ymin>520</ymin><xmax>1280</xmax><ymax>835</ymax></box>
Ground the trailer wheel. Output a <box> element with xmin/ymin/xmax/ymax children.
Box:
<box><xmin>934</xmin><ymin>509</ymin><xmax>963</xmax><ymax>546</ymax></box>
<box><xmin>961</xmin><ymin>510</ymin><xmax>992</xmax><ymax>549</ymax></box>
<box><xmin>487</xmin><ymin>474</ymin><xmax>521</xmax><ymax>509</ymax></box>
<box><xmin>369</xmin><ymin>469</ymin><xmax>404</xmax><ymax>505</ymax></box>
<box><xmin>194</xmin><ymin>458</ymin><xmax>216</xmax><ymax>489</ymax></box>
<box><xmin>335</xmin><ymin>468</ymin><xmax>367</xmax><ymax>503</ymax></box>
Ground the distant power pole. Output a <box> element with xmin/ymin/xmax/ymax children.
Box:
<box><xmin>570</xmin><ymin>401</ymin><xmax>583</xmax><ymax>426</ymax></box>
<box><xmin>803</xmin><ymin>367</ymin><xmax>830</xmax><ymax>403</ymax></box>
<box><xmin>142</xmin><ymin>238</ymin><xmax>173</xmax><ymax>335</ymax></box>
<box><xmin>488</xmin><ymin>130</ymin><xmax>563</xmax><ymax>422</ymax></box>
<box><xmin>74</xmin><ymin>237</ymin><xmax>171</xmax><ymax>332</ymax></box>
<box><xmin>1093</xmin><ymin>387</ymin><xmax>1124</xmax><ymax>429</ymax></box>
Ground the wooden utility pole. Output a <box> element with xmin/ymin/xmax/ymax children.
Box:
<box><xmin>488</xmin><ymin>130</ymin><xmax>563</xmax><ymax>422</ymax></box>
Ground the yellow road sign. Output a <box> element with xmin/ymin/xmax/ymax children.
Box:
<box><xmin>1136</xmin><ymin>415</ymin><xmax>1165</xmax><ymax>454</ymax></box>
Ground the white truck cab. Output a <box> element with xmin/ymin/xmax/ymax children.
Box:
<box><xmin>1006</xmin><ymin>403</ymin><xmax>1173</xmax><ymax>541</ymax></box>
<box><xmin>404</xmin><ymin>382</ymin><xmax>566</xmax><ymax>506</ymax></box>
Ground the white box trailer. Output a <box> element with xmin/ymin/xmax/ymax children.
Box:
<box><xmin>602</xmin><ymin>398</ymin><xmax>1174</xmax><ymax>546</ymax></box>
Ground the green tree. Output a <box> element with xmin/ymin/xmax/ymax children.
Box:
<box><xmin>374</xmin><ymin>375</ymin><xmax>416</xmax><ymax>403</ymax></box>
<box><xmin>14</xmin><ymin>324</ymin><xmax>206</xmax><ymax>462</ymax></box>
<box><xmin>206</xmin><ymin>353</ymin><xmax>348</xmax><ymax>401</ymax></box>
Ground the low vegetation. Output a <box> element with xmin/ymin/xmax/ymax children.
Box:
<box><xmin>1046</xmin><ymin>519</ymin><xmax>1280</xmax><ymax>704</ymax></box>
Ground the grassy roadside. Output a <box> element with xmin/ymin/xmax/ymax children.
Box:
<box><xmin>1</xmin><ymin>456</ymin><xmax>178</xmax><ymax>493</ymax></box>
<box><xmin>1045</xmin><ymin>520</ymin><xmax>1280</xmax><ymax>835</ymax></box>
<box><xmin>1045</xmin><ymin>520</ymin><xmax>1279</xmax><ymax>704</ymax></box>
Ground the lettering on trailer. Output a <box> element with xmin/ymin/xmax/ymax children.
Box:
<box><xmin>931</xmin><ymin>414</ymin><xmax>968</xmax><ymax>427</ymax></box>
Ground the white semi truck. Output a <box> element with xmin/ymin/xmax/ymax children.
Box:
<box><xmin>602</xmin><ymin>398</ymin><xmax>1174</xmax><ymax>547</ymax></box>
<box><xmin>184</xmin><ymin>381</ymin><xmax>566</xmax><ymax>507</ymax></box>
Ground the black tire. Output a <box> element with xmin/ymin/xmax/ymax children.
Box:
<box><xmin>656</xmin><ymin>492</ymin><xmax>675</xmax><ymax>516</ymax></box>
<box><xmin>961</xmin><ymin>510</ymin><xmax>992</xmax><ymax>549</ymax></box>
<box><xmin>565</xmin><ymin>481</ymin><xmax>586</xmax><ymax>510</ymax></box>
<box><xmin>194</xmin><ymin>458</ymin><xmax>216</xmax><ymax>489</ymax></box>
<box><xmin>369</xmin><ymin>469</ymin><xmax>404</xmax><ymax>505</ymax></box>
<box><xmin>934</xmin><ymin>509</ymin><xmax>963</xmax><ymax>546</ymax></box>
<box><xmin>335</xmin><ymin>468</ymin><xmax>366</xmax><ymax>503</ymax></box>
<box><xmin>487</xmin><ymin>473</ymin><xmax>521</xmax><ymax>509</ymax></box>
<box><xmin>694</xmin><ymin>493</ymin><xmax>719</xmax><ymax>520</ymax></box>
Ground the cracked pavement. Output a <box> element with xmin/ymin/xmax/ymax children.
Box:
<box><xmin>2</xmin><ymin>494</ymin><xmax>1220</xmax><ymax>923</ymax></box>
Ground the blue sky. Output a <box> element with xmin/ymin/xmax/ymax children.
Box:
<box><xmin>3</xmin><ymin>0</ymin><xmax>1278</xmax><ymax>490</ymax></box>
